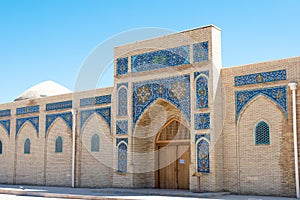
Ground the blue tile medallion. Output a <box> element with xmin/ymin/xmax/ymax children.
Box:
<box><xmin>197</xmin><ymin>139</ymin><xmax>210</xmax><ymax>173</ymax></box>
<box><xmin>45</xmin><ymin>112</ymin><xmax>72</xmax><ymax>136</ymax></box>
<box><xmin>80</xmin><ymin>107</ymin><xmax>111</xmax><ymax>130</ymax></box>
<box><xmin>194</xmin><ymin>113</ymin><xmax>210</xmax><ymax>130</ymax></box>
<box><xmin>16</xmin><ymin>116</ymin><xmax>39</xmax><ymax>136</ymax></box>
<box><xmin>193</xmin><ymin>41</ymin><xmax>209</xmax><ymax>63</ymax></box>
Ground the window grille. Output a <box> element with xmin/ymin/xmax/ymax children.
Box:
<box><xmin>255</xmin><ymin>121</ymin><xmax>270</xmax><ymax>145</ymax></box>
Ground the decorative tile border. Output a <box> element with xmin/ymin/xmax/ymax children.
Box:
<box><xmin>80</xmin><ymin>95</ymin><xmax>111</xmax><ymax>107</ymax></box>
<box><xmin>116</xmin><ymin>138</ymin><xmax>128</xmax><ymax>146</ymax></box>
<box><xmin>193</xmin><ymin>41</ymin><xmax>209</xmax><ymax>63</ymax></box>
<box><xmin>0</xmin><ymin>109</ymin><xmax>11</xmax><ymax>118</ymax></box>
<box><xmin>0</xmin><ymin>120</ymin><xmax>10</xmax><ymax>136</ymax></box>
<box><xmin>194</xmin><ymin>70</ymin><xmax>209</xmax><ymax>79</ymax></box>
<box><xmin>131</xmin><ymin>45</ymin><xmax>190</xmax><ymax>73</ymax></box>
<box><xmin>116</xmin><ymin>120</ymin><xmax>128</xmax><ymax>135</ymax></box>
<box><xmin>80</xmin><ymin>107</ymin><xmax>111</xmax><ymax>130</ymax></box>
<box><xmin>133</xmin><ymin>75</ymin><xmax>190</xmax><ymax>131</ymax></box>
<box><xmin>16</xmin><ymin>116</ymin><xmax>39</xmax><ymax>136</ymax></box>
<box><xmin>45</xmin><ymin>112</ymin><xmax>72</xmax><ymax>135</ymax></box>
<box><xmin>197</xmin><ymin>139</ymin><xmax>210</xmax><ymax>173</ymax></box>
<box><xmin>116</xmin><ymin>57</ymin><xmax>128</xmax><ymax>76</ymax></box>
<box><xmin>16</xmin><ymin>105</ymin><xmax>39</xmax><ymax>115</ymax></box>
<box><xmin>46</xmin><ymin>100</ymin><xmax>72</xmax><ymax>111</ymax></box>
<box><xmin>196</xmin><ymin>76</ymin><xmax>208</xmax><ymax>109</ymax></box>
<box><xmin>195</xmin><ymin>133</ymin><xmax>210</xmax><ymax>143</ymax></box>
<box><xmin>234</xmin><ymin>69</ymin><xmax>286</xmax><ymax>86</ymax></box>
<box><xmin>194</xmin><ymin>113</ymin><xmax>210</xmax><ymax>130</ymax></box>
<box><xmin>236</xmin><ymin>86</ymin><xmax>287</xmax><ymax>122</ymax></box>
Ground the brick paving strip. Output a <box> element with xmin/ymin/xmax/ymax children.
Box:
<box><xmin>0</xmin><ymin>184</ymin><xmax>230</xmax><ymax>199</ymax></box>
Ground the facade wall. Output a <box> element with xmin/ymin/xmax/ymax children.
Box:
<box><xmin>0</xmin><ymin>25</ymin><xmax>299</xmax><ymax>197</ymax></box>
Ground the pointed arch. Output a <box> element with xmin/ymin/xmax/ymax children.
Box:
<box><xmin>117</xmin><ymin>141</ymin><xmax>127</xmax><ymax>173</ymax></box>
<box><xmin>133</xmin><ymin>98</ymin><xmax>190</xmax><ymax>135</ymax></box>
<box><xmin>46</xmin><ymin>117</ymin><xmax>72</xmax><ymax>138</ymax></box>
<box><xmin>16</xmin><ymin>121</ymin><xmax>38</xmax><ymax>139</ymax></box>
<box><xmin>237</xmin><ymin>94</ymin><xmax>286</xmax><ymax>124</ymax></box>
<box><xmin>24</xmin><ymin>138</ymin><xmax>30</xmax><ymax>154</ymax></box>
<box><xmin>91</xmin><ymin>134</ymin><xmax>100</xmax><ymax>152</ymax></box>
<box><xmin>55</xmin><ymin>136</ymin><xmax>63</xmax><ymax>153</ymax></box>
<box><xmin>195</xmin><ymin>74</ymin><xmax>209</xmax><ymax>109</ymax></box>
<box><xmin>254</xmin><ymin>120</ymin><xmax>270</xmax><ymax>145</ymax></box>
<box><xmin>196</xmin><ymin>138</ymin><xmax>210</xmax><ymax>173</ymax></box>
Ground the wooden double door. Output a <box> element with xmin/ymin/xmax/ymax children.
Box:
<box><xmin>155</xmin><ymin>120</ymin><xmax>190</xmax><ymax>189</ymax></box>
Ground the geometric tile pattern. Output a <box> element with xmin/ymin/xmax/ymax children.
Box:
<box><xmin>116</xmin><ymin>57</ymin><xmax>128</xmax><ymax>76</ymax></box>
<box><xmin>194</xmin><ymin>70</ymin><xmax>209</xmax><ymax>79</ymax></box>
<box><xmin>195</xmin><ymin>133</ymin><xmax>210</xmax><ymax>143</ymax></box>
<box><xmin>0</xmin><ymin>109</ymin><xmax>11</xmax><ymax>118</ymax></box>
<box><xmin>197</xmin><ymin>139</ymin><xmax>210</xmax><ymax>173</ymax></box>
<box><xmin>117</xmin><ymin>83</ymin><xmax>128</xmax><ymax>90</ymax></box>
<box><xmin>133</xmin><ymin>75</ymin><xmax>191</xmax><ymax>130</ymax></box>
<box><xmin>45</xmin><ymin>112</ymin><xmax>73</xmax><ymax>136</ymax></box>
<box><xmin>16</xmin><ymin>105</ymin><xmax>39</xmax><ymax>115</ymax></box>
<box><xmin>0</xmin><ymin>119</ymin><xmax>10</xmax><ymax>136</ymax></box>
<box><xmin>196</xmin><ymin>76</ymin><xmax>208</xmax><ymax>109</ymax></box>
<box><xmin>16</xmin><ymin>116</ymin><xmax>39</xmax><ymax>136</ymax></box>
<box><xmin>80</xmin><ymin>95</ymin><xmax>111</xmax><ymax>107</ymax></box>
<box><xmin>80</xmin><ymin>107</ymin><xmax>111</xmax><ymax>130</ymax></box>
<box><xmin>118</xmin><ymin>87</ymin><xmax>128</xmax><ymax>116</ymax></box>
<box><xmin>193</xmin><ymin>41</ymin><xmax>209</xmax><ymax>63</ymax></box>
<box><xmin>236</xmin><ymin>86</ymin><xmax>287</xmax><ymax>122</ymax></box>
<box><xmin>131</xmin><ymin>45</ymin><xmax>190</xmax><ymax>73</ymax></box>
<box><xmin>194</xmin><ymin>113</ymin><xmax>210</xmax><ymax>130</ymax></box>
<box><xmin>234</xmin><ymin>69</ymin><xmax>286</xmax><ymax>86</ymax></box>
<box><xmin>46</xmin><ymin>100</ymin><xmax>72</xmax><ymax>111</ymax></box>
<box><xmin>117</xmin><ymin>142</ymin><xmax>127</xmax><ymax>173</ymax></box>
<box><xmin>116</xmin><ymin>120</ymin><xmax>128</xmax><ymax>135</ymax></box>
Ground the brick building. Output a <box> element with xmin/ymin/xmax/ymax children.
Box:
<box><xmin>0</xmin><ymin>25</ymin><xmax>299</xmax><ymax>197</ymax></box>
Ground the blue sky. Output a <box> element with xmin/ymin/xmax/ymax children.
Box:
<box><xmin>0</xmin><ymin>0</ymin><xmax>299</xmax><ymax>103</ymax></box>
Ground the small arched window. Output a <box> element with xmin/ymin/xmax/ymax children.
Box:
<box><xmin>24</xmin><ymin>138</ymin><xmax>30</xmax><ymax>154</ymax></box>
<box><xmin>91</xmin><ymin>134</ymin><xmax>100</xmax><ymax>152</ymax></box>
<box><xmin>255</xmin><ymin>121</ymin><xmax>270</xmax><ymax>145</ymax></box>
<box><xmin>0</xmin><ymin>140</ymin><xmax>2</xmax><ymax>155</ymax></box>
<box><xmin>55</xmin><ymin>136</ymin><xmax>63</xmax><ymax>153</ymax></box>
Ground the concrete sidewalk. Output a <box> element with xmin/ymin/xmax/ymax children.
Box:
<box><xmin>0</xmin><ymin>184</ymin><xmax>229</xmax><ymax>199</ymax></box>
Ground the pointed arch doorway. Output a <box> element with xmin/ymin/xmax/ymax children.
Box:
<box><xmin>155</xmin><ymin>119</ymin><xmax>190</xmax><ymax>189</ymax></box>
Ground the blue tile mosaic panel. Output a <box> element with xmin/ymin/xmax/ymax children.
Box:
<box><xmin>133</xmin><ymin>75</ymin><xmax>190</xmax><ymax>131</ymax></box>
<box><xmin>197</xmin><ymin>139</ymin><xmax>210</xmax><ymax>173</ymax></box>
<box><xmin>193</xmin><ymin>41</ymin><xmax>209</xmax><ymax>63</ymax></box>
<box><xmin>16</xmin><ymin>105</ymin><xmax>39</xmax><ymax>115</ymax></box>
<box><xmin>194</xmin><ymin>113</ymin><xmax>210</xmax><ymax>130</ymax></box>
<box><xmin>116</xmin><ymin>120</ymin><xmax>128</xmax><ymax>135</ymax></box>
<box><xmin>116</xmin><ymin>138</ymin><xmax>128</xmax><ymax>146</ymax></box>
<box><xmin>0</xmin><ymin>109</ymin><xmax>11</xmax><ymax>118</ymax></box>
<box><xmin>80</xmin><ymin>107</ymin><xmax>111</xmax><ymax>130</ymax></box>
<box><xmin>194</xmin><ymin>70</ymin><xmax>209</xmax><ymax>79</ymax></box>
<box><xmin>236</xmin><ymin>86</ymin><xmax>287</xmax><ymax>122</ymax></box>
<box><xmin>0</xmin><ymin>120</ymin><xmax>10</xmax><ymax>136</ymax></box>
<box><xmin>116</xmin><ymin>57</ymin><xmax>128</xmax><ymax>76</ymax></box>
<box><xmin>234</xmin><ymin>69</ymin><xmax>286</xmax><ymax>86</ymax></box>
<box><xmin>195</xmin><ymin>134</ymin><xmax>210</xmax><ymax>143</ymax></box>
<box><xmin>196</xmin><ymin>76</ymin><xmax>208</xmax><ymax>109</ymax></box>
<box><xmin>45</xmin><ymin>112</ymin><xmax>72</xmax><ymax>135</ymax></box>
<box><xmin>117</xmin><ymin>142</ymin><xmax>127</xmax><ymax>173</ymax></box>
<box><xmin>131</xmin><ymin>45</ymin><xmax>190</xmax><ymax>73</ymax></box>
<box><xmin>118</xmin><ymin>87</ymin><xmax>128</xmax><ymax>116</ymax></box>
<box><xmin>80</xmin><ymin>95</ymin><xmax>111</xmax><ymax>107</ymax></box>
<box><xmin>16</xmin><ymin>116</ymin><xmax>39</xmax><ymax>136</ymax></box>
<box><xmin>117</xmin><ymin>83</ymin><xmax>128</xmax><ymax>89</ymax></box>
<box><xmin>46</xmin><ymin>100</ymin><xmax>72</xmax><ymax>111</ymax></box>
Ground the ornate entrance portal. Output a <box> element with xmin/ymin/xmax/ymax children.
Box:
<box><xmin>155</xmin><ymin>119</ymin><xmax>190</xmax><ymax>189</ymax></box>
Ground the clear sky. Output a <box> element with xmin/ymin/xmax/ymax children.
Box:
<box><xmin>0</xmin><ymin>0</ymin><xmax>299</xmax><ymax>103</ymax></box>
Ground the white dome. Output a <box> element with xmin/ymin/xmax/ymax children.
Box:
<box><xmin>14</xmin><ymin>81</ymin><xmax>72</xmax><ymax>101</ymax></box>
